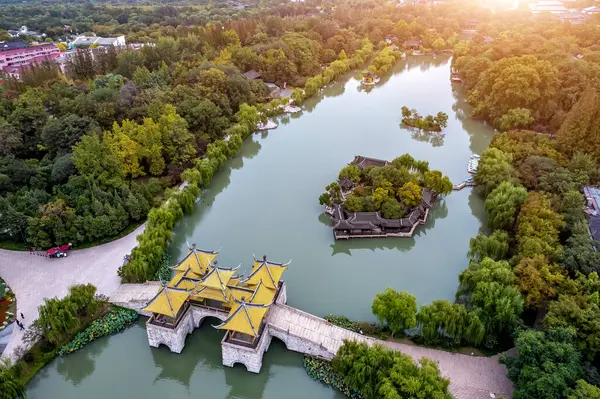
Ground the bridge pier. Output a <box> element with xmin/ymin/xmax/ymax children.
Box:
<box><xmin>146</xmin><ymin>308</ymin><xmax>195</xmax><ymax>353</ymax></box>
<box><xmin>146</xmin><ymin>306</ymin><xmax>229</xmax><ymax>353</ymax></box>
<box><xmin>221</xmin><ymin>330</ymin><xmax>272</xmax><ymax>373</ymax></box>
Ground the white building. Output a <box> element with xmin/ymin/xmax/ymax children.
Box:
<box><xmin>529</xmin><ymin>0</ymin><xmax>567</xmax><ymax>14</ymax></box>
<box><xmin>71</xmin><ymin>35</ymin><xmax>126</xmax><ymax>49</ymax></box>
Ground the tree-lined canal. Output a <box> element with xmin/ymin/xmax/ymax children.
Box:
<box><xmin>28</xmin><ymin>55</ymin><xmax>496</xmax><ymax>399</ymax></box>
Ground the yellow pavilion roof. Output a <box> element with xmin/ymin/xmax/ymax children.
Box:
<box><xmin>228</xmin><ymin>285</ymin><xmax>255</xmax><ymax>307</ymax></box>
<box><xmin>215</xmin><ymin>301</ymin><xmax>270</xmax><ymax>337</ymax></box>
<box><xmin>198</xmin><ymin>266</ymin><xmax>238</xmax><ymax>291</ymax></box>
<box><xmin>191</xmin><ymin>286</ymin><xmax>229</xmax><ymax>302</ymax></box>
<box><xmin>171</xmin><ymin>247</ymin><xmax>218</xmax><ymax>276</ymax></box>
<box><xmin>242</xmin><ymin>258</ymin><xmax>289</xmax><ymax>290</ymax></box>
<box><xmin>142</xmin><ymin>286</ymin><xmax>190</xmax><ymax>318</ymax></box>
<box><xmin>249</xmin><ymin>281</ymin><xmax>276</xmax><ymax>305</ymax></box>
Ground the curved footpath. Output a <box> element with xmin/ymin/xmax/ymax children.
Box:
<box><xmin>0</xmin><ymin>226</ymin><xmax>512</xmax><ymax>398</ymax></box>
<box><xmin>0</xmin><ymin>224</ymin><xmax>145</xmax><ymax>361</ymax></box>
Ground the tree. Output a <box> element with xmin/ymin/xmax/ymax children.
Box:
<box><xmin>423</xmin><ymin>170</ymin><xmax>452</xmax><ymax>196</ymax></box>
<box><xmin>319</xmin><ymin>182</ymin><xmax>342</xmax><ymax>206</ymax></box>
<box><xmin>332</xmin><ymin>341</ymin><xmax>452</xmax><ymax>399</ymax></box>
<box><xmin>469</xmin><ymin>55</ymin><xmax>559</xmax><ymax>127</ymax></box>
<box><xmin>562</xmin><ymin>221</ymin><xmax>600</xmax><ymax>275</ymax></box>
<box><xmin>471</xmin><ymin>280</ymin><xmax>523</xmax><ymax>336</ymax></box>
<box><xmin>457</xmin><ymin>257</ymin><xmax>517</xmax><ymax>300</ymax></box>
<box><xmin>499</xmin><ymin>108</ymin><xmax>535</xmax><ymax>131</ymax></box>
<box><xmin>501</xmin><ymin>328</ymin><xmax>582</xmax><ymax>399</ymax></box>
<box><xmin>467</xmin><ymin>230</ymin><xmax>510</xmax><ymax>262</ymax></box>
<box><xmin>417</xmin><ymin>300</ymin><xmax>485</xmax><ymax>346</ymax></box>
<box><xmin>0</xmin><ymin>118</ymin><xmax>22</xmax><ymax>156</ymax></box>
<box><xmin>514</xmin><ymin>255</ymin><xmax>566</xmax><ymax>308</ymax></box>
<box><xmin>474</xmin><ymin>148</ymin><xmax>518</xmax><ymax>196</ymax></box>
<box><xmin>72</xmin><ymin>134</ymin><xmax>125</xmax><ymax>188</ymax></box>
<box><xmin>516</xmin><ymin>192</ymin><xmax>565</xmax><ymax>261</ymax></box>
<box><xmin>567</xmin><ymin>380</ymin><xmax>600</xmax><ymax>399</ymax></box>
<box><xmin>516</xmin><ymin>156</ymin><xmax>559</xmax><ymax>190</ymax></box>
<box><xmin>0</xmin><ymin>359</ymin><xmax>26</xmax><ymax>399</ymax></box>
<box><xmin>380</xmin><ymin>198</ymin><xmax>405</xmax><ymax>219</ymax></box>
<box><xmin>338</xmin><ymin>164</ymin><xmax>360</xmax><ymax>182</ymax></box>
<box><xmin>557</xmin><ymin>89</ymin><xmax>598</xmax><ymax>158</ymax></box>
<box><xmin>397</xmin><ymin>181</ymin><xmax>422</xmax><ymax>207</ymax></box>
<box><xmin>485</xmin><ymin>181</ymin><xmax>527</xmax><ymax>230</ymax></box>
<box><xmin>372</xmin><ymin>289</ymin><xmax>417</xmax><ymax>336</ymax></box>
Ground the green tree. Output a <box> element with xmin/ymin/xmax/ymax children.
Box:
<box><xmin>467</xmin><ymin>230</ymin><xmax>510</xmax><ymax>262</ymax></box>
<box><xmin>338</xmin><ymin>164</ymin><xmax>361</xmax><ymax>182</ymax></box>
<box><xmin>516</xmin><ymin>192</ymin><xmax>565</xmax><ymax>261</ymax></box>
<box><xmin>423</xmin><ymin>170</ymin><xmax>453</xmax><ymax>196</ymax></box>
<box><xmin>515</xmin><ymin>255</ymin><xmax>566</xmax><ymax>308</ymax></box>
<box><xmin>457</xmin><ymin>257</ymin><xmax>517</xmax><ymax>300</ymax></box>
<box><xmin>567</xmin><ymin>380</ymin><xmax>600</xmax><ymax>399</ymax></box>
<box><xmin>0</xmin><ymin>359</ymin><xmax>26</xmax><ymax>399</ymax></box>
<box><xmin>470</xmin><ymin>281</ymin><xmax>524</xmax><ymax>337</ymax></box>
<box><xmin>484</xmin><ymin>181</ymin><xmax>527</xmax><ymax>230</ymax></box>
<box><xmin>380</xmin><ymin>198</ymin><xmax>405</xmax><ymax>219</ymax></box>
<box><xmin>397</xmin><ymin>181</ymin><xmax>422</xmax><ymax>207</ymax></box>
<box><xmin>474</xmin><ymin>148</ymin><xmax>518</xmax><ymax>196</ymax></box>
<box><xmin>501</xmin><ymin>328</ymin><xmax>583</xmax><ymax>399</ymax></box>
<box><xmin>344</xmin><ymin>193</ymin><xmax>363</xmax><ymax>212</ymax></box>
<box><xmin>72</xmin><ymin>134</ymin><xmax>125</xmax><ymax>188</ymax></box>
<box><xmin>499</xmin><ymin>108</ymin><xmax>535</xmax><ymax>131</ymax></box>
<box><xmin>417</xmin><ymin>300</ymin><xmax>485</xmax><ymax>346</ymax></box>
<box><xmin>372</xmin><ymin>288</ymin><xmax>417</xmax><ymax>336</ymax></box>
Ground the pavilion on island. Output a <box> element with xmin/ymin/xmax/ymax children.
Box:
<box><xmin>325</xmin><ymin>156</ymin><xmax>437</xmax><ymax>239</ymax></box>
<box><xmin>361</xmin><ymin>72</ymin><xmax>380</xmax><ymax>85</ymax></box>
<box><xmin>143</xmin><ymin>247</ymin><xmax>288</xmax><ymax>350</ymax></box>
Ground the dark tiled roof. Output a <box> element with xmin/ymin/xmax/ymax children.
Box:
<box><xmin>243</xmin><ymin>70</ymin><xmax>261</xmax><ymax>79</ymax></box>
<box><xmin>339</xmin><ymin>177</ymin><xmax>354</xmax><ymax>191</ymax></box>
<box><xmin>0</xmin><ymin>41</ymin><xmax>27</xmax><ymax>51</ymax></box>
<box><xmin>351</xmin><ymin>155</ymin><xmax>389</xmax><ymax>170</ymax></box>
<box><xmin>589</xmin><ymin>216</ymin><xmax>600</xmax><ymax>241</ymax></box>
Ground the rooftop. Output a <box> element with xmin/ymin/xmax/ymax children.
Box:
<box><xmin>243</xmin><ymin>70</ymin><xmax>261</xmax><ymax>79</ymax></box>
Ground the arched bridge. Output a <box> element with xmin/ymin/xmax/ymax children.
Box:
<box><xmin>110</xmin><ymin>283</ymin><xmax>513</xmax><ymax>399</ymax></box>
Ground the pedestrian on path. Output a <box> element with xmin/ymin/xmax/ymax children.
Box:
<box><xmin>16</xmin><ymin>320</ymin><xmax>24</xmax><ymax>330</ymax></box>
<box><xmin>20</xmin><ymin>312</ymin><xmax>24</xmax><ymax>319</ymax></box>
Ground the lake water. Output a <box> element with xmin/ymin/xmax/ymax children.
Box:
<box><xmin>28</xmin><ymin>55</ymin><xmax>496</xmax><ymax>399</ymax></box>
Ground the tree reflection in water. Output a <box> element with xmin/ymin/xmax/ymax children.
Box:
<box><xmin>56</xmin><ymin>332</ymin><xmax>110</xmax><ymax>386</ymax></box>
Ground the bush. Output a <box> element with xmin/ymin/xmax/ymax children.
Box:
<box><xmin>58</xmin><ymin>308</ymin><xmax>138</xmax><ymax>356</ymax></box>
<box><xmin>325</xmin><ymin>315</ymin><xmax>360</xmax><ymax>332</ymax></box>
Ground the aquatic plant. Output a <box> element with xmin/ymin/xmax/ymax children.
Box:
<box><xmin>303</xmin><ymin>356</ymin><xmax>363</xmax><ymax>399</ymax></box>
<box><xmin>58</xmin><ymin>308</ymin><xmax>138</xmax><ymax>356</ymax></box>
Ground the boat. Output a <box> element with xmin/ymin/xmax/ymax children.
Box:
<box><xmin>361</xmin><ymin>72</ymin><xmax>380</xmax><ymax>85</ymax></box>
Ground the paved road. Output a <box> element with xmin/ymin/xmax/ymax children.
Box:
<box><xmin>0</xmin><ymin>224</ymin><xmax>144</xmax><ymax>361</ymax></box>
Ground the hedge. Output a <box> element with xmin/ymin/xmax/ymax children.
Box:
<box><xmin>58</xmin><ymin>308</ymin><xmax>138</xmax><ymax>356</ymax></box>
<box><xmin>303</xmin><ymin>356</ymin><xmax>363</xmax><ymax>399</ymax></box>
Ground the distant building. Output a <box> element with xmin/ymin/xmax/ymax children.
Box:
<box><xmin>0</xmin><ymin>41</ymin><xmax>28</xmax><ymax>52</ymax></box>
<box><xmin>466</xmin><ymin>18</ymin><xmax>479</xmax><ymax>30</ymax></box>
<box><xmin>403</xmin><ymin>40</ymin><xmax>423</xmax><ymax>50</ymax></box>
<box><xmin>71</xmin><ymin>35</ymin><xmax>126</xmax><ymax>49</ymax></box>
<box><xmin>583</xmin><ymin>6</ymin><xmax>600</xmax><ymax>14</ymax></box>
<box><xmin>7</xmin><ymin>26</ymin><xmax>43</xmax><ymax>38</ymax></box>
<box><xmin>584</xmin><ymin>186</ymin><xmax>600</xmax><ymax>241</ymax></box>
<box><xmin>0</xmin><ymin>43</ymin><xmax>60</xmax><ymax>78</ymax></box>
<box><xmin>243</xmin><ymin>70</ymin><xmax>261</xmax><ymax>80</ymax></box>
<box><xmin>560</xmin><ymin>12</ymin><xmax>587</xmax><ymax>23</ymax></box>
<box><xmin>529</xmin><ymin>0</ymin><xmax>567</xmax><ymax>14</ymax></box>
<box><xmin>385</xmin><ymin>35</ymin><xmax>398</xmax><ymax>44</ymax></box>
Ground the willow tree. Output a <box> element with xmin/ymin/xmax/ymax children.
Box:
<box><xmin>0</xmin><ymin>359</ymin><xmax>26</xmax><ymax>399</ymax></box>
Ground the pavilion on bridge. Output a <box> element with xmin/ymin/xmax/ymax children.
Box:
<box><xmin>142</xmin><ymin>246</ymin><xmax>289</xmax><ymax>367</ymax></box>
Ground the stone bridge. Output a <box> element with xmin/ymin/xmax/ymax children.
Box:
<box><xmin>109</xmin><ymin>283</ymin><xmax>513</xmax><ymax>399</ymax></box>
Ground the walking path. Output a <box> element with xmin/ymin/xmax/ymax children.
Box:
<box><xmin>0</xmin><ymin>224</ymin><xmax>144</xmax><ymax>361</ymax></box>
<box><xmin>269</xmin><ymin>303</ymin><xmax>513</xmax><ymax>399</ymax></box>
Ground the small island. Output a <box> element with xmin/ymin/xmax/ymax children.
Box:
<box><xmin>401</xmin><ymin>106</ymin><xmax>449</xmax><ymax>132</ymax></box>
<box><xmin>361</xmin><ymin>71</ymin><xmax>380</xmax><ymax>85</ymax></box>
<box><xmin>320</xmin><ymin>155</ymin><xmax>453</xmax><ymax>239</ymax></box>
